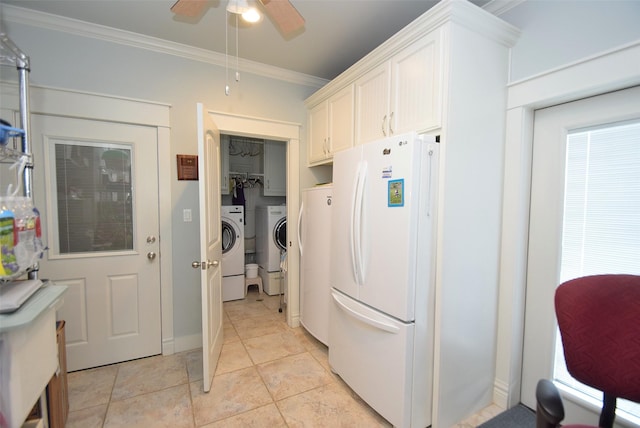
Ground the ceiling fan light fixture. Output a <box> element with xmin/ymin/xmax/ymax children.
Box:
<box><xmin>242</xmin><ymin>8</ymin><xmax>261</xmax><ymax>23</ymax></box>
<box><xmin>226</xmin><ymin>0</ymin><xmax>251</xmax><ymax>15</ymax></box>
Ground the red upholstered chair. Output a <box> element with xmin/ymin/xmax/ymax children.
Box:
<box><xmin>535</xmin><ymin>274</ymin><xmax>640</xmax><ymax>428</ymax></box>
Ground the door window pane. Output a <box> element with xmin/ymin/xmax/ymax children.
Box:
<box><xmin>53</xmin><ymin>142</ymin><xmax>133</xmax><ymax>254</ymax></box>
<box><xmin>554</xmin><ymin>120</ymin><xmax>640</xmax><ymax>422</ymax></box>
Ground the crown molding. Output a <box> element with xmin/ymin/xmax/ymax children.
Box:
<box><xmin>0</xmin><ymin>4</ymin><xmax>328</xmax><ymax>90</ymax></box>
<box><xmin>482</xmin><ymin>0</ymin><xmax>527</xmax><ymax>17</ymax></box>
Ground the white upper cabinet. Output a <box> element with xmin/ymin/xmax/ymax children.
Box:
<box><xmin>308</xmin><ymin>101</ymin><xmax>328</xmax><ymax>164</ymax></box>
<box><xmin>390</xmin><ymin>31</ymin><xmax>441</xmax><ymax>136</ymax></box>
<box><xmin>355</xmin><ymin>30</ymin><xmax>441</xmax><ymax>145</ymax></box>
<box><xmin>263</xmin><ymin>140</ymin><xmax>286</xmax><ymax>196</ymax></box>
<box><xmin>354</xmin><ymin>62</ymin><xmax>390</xmax><ymax>145</ymax></box>
<box><xmin>328</xmin><ymin>85</ymin><xmax>354</xmax><ymax>155</ymax></box>
<box><xmin>307</xmin><ymin>84</ymin><xmax>354</xmax><ymax>165</ymax></box>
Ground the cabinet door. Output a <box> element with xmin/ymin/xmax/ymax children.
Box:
<box><xmin>328</xmin><ymin>84</ymin><xmax>354</xmax><ymax>155</ymax></box>
<box><xmin>354</xmin><ymin>62</ymin><xmax>391</xmax><ymax>145</ymax></box>
<box><xmin>264</xmin><ymin>140</ymin><xmax>286</xmax><ymax>196</ymax></box>
<box><xmin>390</xmin><ymin>30</ymin><xmax>442</xmax><ymax>135</ymax></box>
<box><xmin>308</xmin><ymin>101</ymin><xmax>328</xmax><ymax>164</ymax></box>
<box><xmin>220</xmin><ymin>135</ymin><xmax>230</xmax><ymax>194</ymax></box>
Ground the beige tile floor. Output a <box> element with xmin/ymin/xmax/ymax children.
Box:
<box><xmin>65</xmin><ymin>290</ymin><xmax>501</xmax><ymax>428</ymax></box>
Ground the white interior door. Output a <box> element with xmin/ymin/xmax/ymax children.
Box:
<box><xmin>195</xmin><ymin>104</ymin><xmax>223</xmax><ymax>392</ymax></box>
<box><xmin>521</xmin><ymin>86</ymin><xmax>640</xmax><ymax>425</ymax></box>
<box><xmin>31</xmin><ymin>114</ymin><xmax>161</xmax><ymax>371</ymax></box>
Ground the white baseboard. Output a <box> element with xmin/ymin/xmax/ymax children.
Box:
<box><xmin>493</xmin><ymin>378</ymin><xmax>510</xmax><ymax>408</ymax></box>
<box><xmin>162</xmin><ymin>337</ymin><xmax>175</xmax><ymax>356</ymax></box>
<box><xmin>289</xmin><ymin>313</ymin><xmax>301</xmax><ymax>328</ymax></box>
<box><xmin>173</xmin><ymin>334</ymin><xmax>203</xmax><ymax>353</ymax></box>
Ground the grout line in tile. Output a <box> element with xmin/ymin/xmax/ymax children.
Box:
<box><xmin>187</xmin><ymin>361</ymin><xmax>197</xmax><ymax>428</ymax></box>
<box><xmin>101</xmin><ymin>364</ymin><xmax>120</xmax><ymax>426</ymax></box>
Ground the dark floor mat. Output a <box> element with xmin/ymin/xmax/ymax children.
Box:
<box><xmin>477</xmin><ymin>404</ymin><xmax>535</xmax><ymax>428</ymax></box>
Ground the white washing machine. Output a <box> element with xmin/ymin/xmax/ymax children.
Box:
<box><xmin>221</xmin><ymin>205</ymin><xmax>245</xmax><ymax>301</ymax></box>
<box><xmin>256</xmin><ymin>205</ymin><xmax>287</xmax><ymax>295</ymax></box>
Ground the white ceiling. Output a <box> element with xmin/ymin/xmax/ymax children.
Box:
<box><xmin>1</xmin><ymin>0</ymin><xmax>491</xmax><ymax>81</ymax></box>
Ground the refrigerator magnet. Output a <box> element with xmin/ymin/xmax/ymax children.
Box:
<box><xmin>388</xmin><ymin>179</ymin><xmax>404</xmax><ymax>207</ymax></box>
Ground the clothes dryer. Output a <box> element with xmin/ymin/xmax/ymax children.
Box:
<box><xmin>256</xmin><ymin>205</ymin><xmax>287</xmax><ymax>295</ymax></box>
<box><xmin>221</xmin><ymin>205</ymin><xmax>245</xmax><ymax>301</ymax></box>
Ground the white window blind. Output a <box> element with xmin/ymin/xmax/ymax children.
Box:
<box><xmin>560</xmin><ymin>120</ymin><xmax>640</xmax><ymax>281</ymax></box>
<box><xmin>555</xmin><ymin>119</ymin><xmax>640</xmax><ymax>423</ymax></box>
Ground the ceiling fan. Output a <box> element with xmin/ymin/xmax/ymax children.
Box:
<box><xmin>171</xmin><ymin>0</ymin><xmax>305</xmax><ymax>36</ymax></box>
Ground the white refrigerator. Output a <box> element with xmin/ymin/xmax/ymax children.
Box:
<box><xmin>329</xmin><ymin>132</ymin><xmax>439</xmax><ymax>428</ymax></box>
<box><xmin>298</xmin><ymin>184</ymin><xmax>332</xmax><ymax>345</ymax></box>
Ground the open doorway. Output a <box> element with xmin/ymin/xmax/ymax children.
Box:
<box><xmin>209</xmin><ymin>111</ymin><xmax>301</xmax><ymax>328</ymax></box>
<box><xmin>220</xmin><ymin>134</ymin><xmax>287</xmax><ymax>302</ymax></box>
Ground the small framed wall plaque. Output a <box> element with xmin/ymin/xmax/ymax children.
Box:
<box><xmin>177</xmin><ymin>154</ymin><xmax>198</xmax><ymax>180</ymax></box>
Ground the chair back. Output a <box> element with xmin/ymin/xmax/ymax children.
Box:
<box><xmin>555</xmin><ymin>274</ymin><xmax>640</xmax><ymax>403</ymax></box>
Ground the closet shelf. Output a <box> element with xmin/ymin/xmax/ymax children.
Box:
<box><xmin>229</xmin><ymin>171</ymin><xmax>264</xmax><ymax>177</ymax></box>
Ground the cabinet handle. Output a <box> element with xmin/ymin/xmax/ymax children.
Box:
<box><xmin>390</xmin><ymin>111</ymin><xmax>394</xmax><ymax>135</ymax></box>
<box><xmin>382</xmin><ymin>115</ymin><xmax>387</xmax><ymax>137</ymax></box>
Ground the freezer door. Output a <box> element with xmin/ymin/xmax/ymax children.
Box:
<box><xmin>358</xmin><ymin>133</ymin><xmax>435</xmax><ymax>321</ymax></box>
<box><xmin>299</xmin><ymin>186</ymin><xmax>332</xmax><ymax>345</ymax></box>
<box><xmin>329</xmin><ymin>289</ymin><xmax>430</xmax><ymax>428</ymax></box>
<box><xmin>331</xmin><ymin>145</ymin><xmax>364</xmax><ymax>300</ymax></box>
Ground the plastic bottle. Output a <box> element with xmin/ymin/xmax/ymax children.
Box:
<box><xmin>0</xmin><ymin>208</ymin><xmax>18</xmax><ymax>276</ymax></box>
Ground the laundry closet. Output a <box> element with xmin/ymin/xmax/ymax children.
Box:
<box><xmin>219</xmin><ymin>134</ymin><xmax>287</xmax><ymax>302</ymax></box>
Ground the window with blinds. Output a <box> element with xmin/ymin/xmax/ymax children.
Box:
<box><xmin>554</xmin><ymin>119</ymin><xmax>640</xmax><ymax>423</ymax></box>
<box><xmin>53</xmin><ymin>142</ymin><xmax>134</xmax><ymax>254</ymax></box>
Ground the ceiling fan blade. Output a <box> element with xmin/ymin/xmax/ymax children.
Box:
<box><xmin>171</xmin><ymin>0</ymin><xmax>207</xmax><ymax>17</ymax></box>
<box><xmin>259</xmin><ymin>0</ymin><xmax>305</xmax><ymax>36</ymax></box>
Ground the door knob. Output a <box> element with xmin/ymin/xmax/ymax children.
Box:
<box><xmin>147</xmin><ymin>252</ymin><xmax>156</xmax><ymax>260</ymax></box>
<box><xmin>192</xmin><ymin>260</ymin><xmax>220</xmax><ymax>269</ymax></box>
<box><xmin>205</xmin><ymin>260</ymin><xmax>219</xmax><ymax>268</ymax></box>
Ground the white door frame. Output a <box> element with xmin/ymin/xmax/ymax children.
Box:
<box><xmin>493</xmin><ymin>41</ymin><xmax>640</xmax><ymax>408</ymax></box>
<box><xmin>20</xmin><ymin>85</ymin><xmax>176</xmax><ymax>356</ymax></box>
<box><xmin>209</xmin><ymin>110</ymin><xmax>302</xmax><ymax>328</ymax></box>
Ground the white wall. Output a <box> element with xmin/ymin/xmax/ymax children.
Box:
<box><xmin>0</xmin><ymin>8</ymin><xmax>321</xmax><ymax>349</ymax></box>
<box><xmin>500</xmin><ymin>0</ymin><xmax>640</xmax><ymax>82</ymax></box>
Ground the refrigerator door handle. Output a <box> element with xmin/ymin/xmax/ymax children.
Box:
<box><xmin>349</xmin><ymin>161</ymin><xmax>362</xmax><ymax>285</ymax></box>
<box><xmin>354</xmin><ymin>161</ymin><xmax>367</xmax><ymax>285</ymax></box>
<box><xmin>332</xmin><ymin>291</ymin><xmax>399</xmax><ymax>334</ymax></box>
<box><xmin>297</xmin><ymin>201</ymin><xmax>304</xmax><ymax>257</ymax></box>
